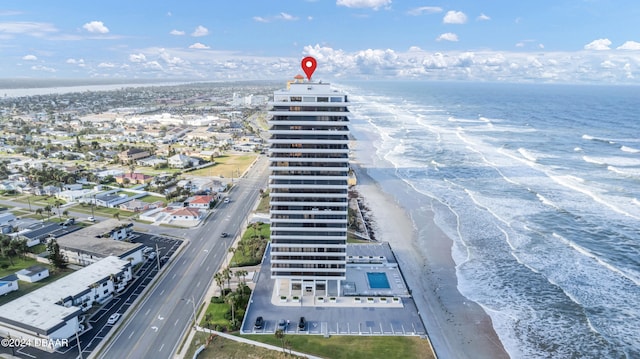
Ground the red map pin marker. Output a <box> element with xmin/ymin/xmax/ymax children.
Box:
<box><xmin>301</xmin><ymin>56</ymin><xmax>317</xmax><ymax>81</ymax></box>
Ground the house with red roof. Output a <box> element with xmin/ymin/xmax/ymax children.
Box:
<box><xmin>166</xmin><ymin>207</ymin><xmax>202</xmax><ymax>221</ymax></box>
<box><xmin>185</xmin><ymin>195</ymin><xmax>215</xmax><ymax>209</ymax></box>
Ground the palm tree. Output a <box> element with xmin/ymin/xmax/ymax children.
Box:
<box><xmin>214</xmin><ymin>272</ymin><xmax>224</xmax><ymax>295</ymax></box>
<box><xmin>225</xmin><ymin>292</ymin><xmax>237</xmax><ymax>327</ymax></box>
<box><xmin>35</xmin><ymin>208</ymin><xmax>44</xmax><ymax>219</ymax></box>
<box><xmin>43</xmin><ymin>204</ymin><xmax>52</xmax><ymax>220</ymax></box>
<box><xmin>113</xmin><ymin>212</ymin><xmax>120</xmax><ymax>221</ymax></box>
<box><xmin>222</xmin><ymin>267</ymin><xmax>232</xmax><ymax>290</ymax></box>
<box><xmin>53</xmin><ymin>199</ymin><xmax>63</xmax><ymax>220</ymax></box>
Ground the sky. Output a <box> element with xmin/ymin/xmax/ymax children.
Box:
<box><xmin>2</xmin><ymin>0</ymin><xmax>640</xmax><ymax>84</ymax></box>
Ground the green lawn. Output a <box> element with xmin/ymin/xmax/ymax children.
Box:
<box><xmin>0</xmin><ymin>256</ymin><xmax>39</xmax><ymax>277</ymax></box>
<box><xmin>241</xmin><ymin>334</ymin><xmax>435</xmax><ymax>359</ymax></box>
<box><xmin>187</xmin><ymin>154</ymin><xmax>257</xmax><ymax>178</ymax></box>
<box><xmin>255</xmin><ymin>190</ymin><xmax>269</xmax><ymax>214</ymax></box>
<box><xmin>200</xmin><ymin>302</ymin><xmax>231</xmax><ymax>329</ymax></box>
<box><xmin>138</xmin><ymin>195</ymin><xmax>166</xmax><ymax>204</ymax></box>
<box><xmin>230</xmin><ymin>223</ymin><xmax>269</xmax><ymax>267</ymax></box>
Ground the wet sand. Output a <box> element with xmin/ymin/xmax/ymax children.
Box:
<box><xmin>352</xmin><ymin>161</ymin><xmax>510</xmax><ymax>359</ymax></box>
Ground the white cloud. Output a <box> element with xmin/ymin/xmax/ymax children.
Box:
<box><xmin>336</xmin><ymin>0</ymin><xmax>391</xmax><ymax>10</ymax></box>
<box><xmin>191</xmin><ymin>25</ymin><xmax>209</xmax><ymax>37</ymax></box>
<box><xmin>66</xmin><ymin>58</ymin><xmax>85</xmax><ymax>67</ymax></box>
<box><xmin>600</xmin><ymin>60</ymin><xmax>616</xmax><ymax>69</ymax></box>
<box><xmin>158</xmin><ymin>49</ymin><xmax>186</xmax><ymax>65</ymax></box>
<box><xmin>0</xmin><ymin>21</ymin><xmax>58</xmax><ymax>37</ymax></box>
<box><xmin>437</xmin><ymin>33</ymin><xmax>459</xmax><ymax>42</ymax></box>
<box><xmin>253</xmin><ymin>16</ymin><xmax>269</xmax><ymax>23</ymax></box>
<box><xmin>279</xmin><ymin>12</ymin><xmax>298</xmax><ymax>21</ymax></box>
<box><xmin>129</xmin><ymin>53</ymin><xmax>147</xmax><ymax>62</ymax></box>
<box><xmin>477</xmin><ymin>13</ymin><xmax>491</xmax><ymax>21</ymax></box>
<box><xmin>31</xmin><ymin>65</ymin><xmax>55</xmax><ymax>72</ymax></box>
<box><xmin>617</xmin><ymin>41</ymin><xmax>640</xmax><ymax>50</ymax></box>
<box><xmin>98</xmin><ymin>62</ymin><xmax>115</xmax><ymax>68</ymax></box>
<box><xmin>22</xmin><ymin>54</ymin><xmax>37</xmax><ymax>61</ymax></box>
<box><xmin>170</xmin><ymin>29</ymin><xmax>185</xmax><ymax>36</ymax></box>
<box><xmin>82</xmin><ymin>21</ymin><xmax>109</xmax><ymax>34</ymax></box>
<box><xmin>443</xmin><ymin>11</ymin><xmax>467</xmax><ymax>24</ymax></box>
<box><xmin>407</xmin><ymin>6</ymin><xmax>442</xmax><ymax>16</ymax></box>
<box><xmin>308</xmin><ymin>16</ymin><xmax>313</xmax><ymax>21</ymax></box>
<box><xmin>584</xmin><ymin>38</ymin><xmax>611</xmax><ymax>51</ymax></box>
<box><xmin>189</xmin><ymin>42</ymin><xmax>210</xmax><ymax>49</ymax></box>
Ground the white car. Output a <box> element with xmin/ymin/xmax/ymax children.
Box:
<box><xmin>223</xmin><ymin>198</ymin><xmax>230</xmax><ymax>204</ymax></box>
<box><xmin>147</xmin><ymin>252</ymin><xmax>157</xmax><ymax>260</ymax></box>
<box><xmin>87</xmin><ymin>216</ymin><xmax>96</xmax><ymax>222</ymax></box>
<box><xmin>107</xmin><ymin>313</ymin><xmax>121</xmax><ymax>325</ymax></box>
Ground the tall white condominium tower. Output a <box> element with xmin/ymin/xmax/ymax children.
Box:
<box><xmin>269</xmin><ymin>79</ymin><xmax>350</xmax><ymax>298</ymax></box>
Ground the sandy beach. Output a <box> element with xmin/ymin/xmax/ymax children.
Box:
<box><xmin>351</xmin><ymin>160</ymin><xmax>510</xmax><ymax>359</ymax></box>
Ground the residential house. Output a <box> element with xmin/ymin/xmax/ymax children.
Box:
<box><xmin>114</xmin><ymin>173</ymin><xmax>154</xmax><ymax>185</ymax></box>
<box><xmin>16</xmin><ymin>265</ymin><xmax>50</xmax><ymax>283</ymax></box>
<box><xmin>166</xmin><ymin>207</ymin><xmax>202</xmax><ymax>221</ymax></box>
<box><xmin>119</xmin><ymin>199</ymin><xmax>163</xmax><ymax>212</ymax></box>
<box><xmin>118</xmin><ymin>148</ymin><xmax>151</xmax><ymax>162</ymax></box>
<box><xmin>185</xmin><ymin>195</ymin><xmax>214</xmax><ymax>209</ymax></box>
<box><xmin>0</xmin><ymin>212</ymin><xmax>17</xmax><ymax>227</ymax></box>
<box><xmin>168</xmin><ymin>154</ymin><xmax>200</xmax><ymax>168</ymax></box>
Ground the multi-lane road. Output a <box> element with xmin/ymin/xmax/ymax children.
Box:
<box><xmin>96</xmin><ymin>155</ymin><xmax>269</xmax><ymax>359</ymax></box>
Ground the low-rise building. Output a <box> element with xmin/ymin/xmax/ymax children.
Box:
<box><xmin>16</xmin><ymin>266</ymin><xmax>50</xmax><ymax>283</ymax></box>
<box><xmin>0</xmin><ymin>256</ymin><xmax>132</xmax><ymax>352</ymax></box>
<box><xmin>55</xmin><ymin>219</ymin><xmax>143</xmax><ymax>266</ymax></box>
<box><xmin>185</xmin><ymin>195</ymin><xmax>214</xmax><ymax>209</ymax></box>
<box><xmin>0</xmin><ymin>274</ymin><xmax>18</xmax><ymax>296</ymax></box>
<box><xmin>118</xmin><ymin>148</ymin><xmax>151</xmax><ymax>162</ymax></box>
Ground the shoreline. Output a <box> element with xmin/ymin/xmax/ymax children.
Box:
<box><xmin>351</xmin><ymin>161</ymin><xmax>509</xmax><ymax>359</ymax></box>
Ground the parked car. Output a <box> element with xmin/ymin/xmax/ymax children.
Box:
<box><xmin>147</xmin><ymin>252</ymin><xmax>156</xmax><ymax>260</ymax></box>
<box><xmin>277</xmin><ymin>319</ymin><xmax>287</xmax><ymax>331</ymax></box>
<box><xmin>298</xmin><ymin>317</ymin><xmax>306</xmax><ymax>331</ymax></box>
<box><xmin>87</xmin><ymin>216</ymin><xmax>95</xmax><ymax>222</ymax></box>
<box><xmin>107</xmin><ymin>313</ymin><xmax>121</xmax><ymax>325</ymax></box>
<box><xmin>254</xmin><ymin>316</ymin><xmax>264</xmax><ymax>329</ymax></box>
<box><xmin>160</xmin><ymin>255</ymin><xmax>170</xmax><ymax>264</ymax></box>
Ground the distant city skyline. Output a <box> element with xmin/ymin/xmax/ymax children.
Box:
<box><xmin>2</xmin><ymin>0</ymin><xmax>640</xmax><ymax>83</ymax></box>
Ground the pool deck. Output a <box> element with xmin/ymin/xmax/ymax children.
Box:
<box><xmin>243</xmin><ymin>242</ymin><xmax>427</xmax><ymax>337</ymax></box>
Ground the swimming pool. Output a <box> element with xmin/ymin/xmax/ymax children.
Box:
<box><xmin>366</xmin><ymin>272</ymin><xmax>390</xmax><ymax>289</ymax></box>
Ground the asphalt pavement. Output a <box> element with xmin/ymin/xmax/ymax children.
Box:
<box><xmin>96</xmin><ymin>155</ymin><xmax>269</xmax><ymax>359</ymax></box>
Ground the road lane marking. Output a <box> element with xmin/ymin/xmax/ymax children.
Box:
<box><xmin>159</xmin><ymin>344</ymin><xmax>164</xmax><ymax>352</ymax></box>
<box><xmin>128</xmin><ymin>330</ymin><xmax>135</xmax><ymax>339</ymax></box>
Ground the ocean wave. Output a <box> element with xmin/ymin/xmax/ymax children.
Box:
<box><xmin>553</xmin><ymin>233</ymin><xmax>640</xmax><ymax>286</ymax></box>
<box><xmin>518</xmin><ymin>148</ymin><xmax>538</xmax><ymax>162</ymax></box>
<box><xmin>583</xmin><ymin>156</ymin><xmax>607</xmax><ymax>165</ymax></box>
<box><xmin>550</xmin><ymin>175</ymin><xmax>640</xmax><ymax>220</ymax></box>
<box><xmin>621</xmin><ymin>145</ymin><xmax>640</xmax><ymax>153</ymax></box>
<box><xmin>607</xmin><ymin>166</ymin><xmax>640</xmax><ymax>179</ymax></box>
<box><xmin>582</xmin><ymin>134</ymin><xmax>617</xmax><ymax>144</ymax></box>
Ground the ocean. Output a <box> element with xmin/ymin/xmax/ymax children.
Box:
<box><xmin>340</xmin><ymin>81</ymin><xmax>640</xmax><ymax>359</ymax></box>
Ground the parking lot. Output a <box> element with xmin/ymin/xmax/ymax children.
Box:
<box><xmin>242</xmin><ymin>244</ymin><xmax>426</xmax><ymax>338</ymax></box>
<box><xmin>1</xmin><ymin>233</ymin><xmax>183</xmax><ymax>359</ymax></box>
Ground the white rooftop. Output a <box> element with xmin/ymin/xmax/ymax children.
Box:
<box><xmin>0</xmin><ymin>256</ymin><xmax>129</xmax><ymax>333</ymax></box>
